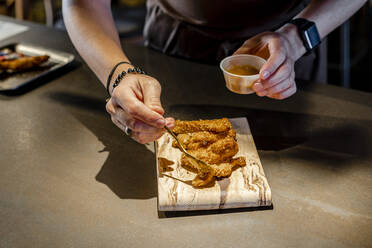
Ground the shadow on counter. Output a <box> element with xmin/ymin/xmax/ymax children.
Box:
<box><xmin>48</xmin><ymin>91</ymin><xmax>158</xmax><ymax>199</ymax></box>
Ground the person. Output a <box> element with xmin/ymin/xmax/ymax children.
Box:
<box><xmin>62</xmin><ymin>0</ymin><xmax>366</xmax><ymax>144</ymax></box>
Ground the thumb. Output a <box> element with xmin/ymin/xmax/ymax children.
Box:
<box><xmin>142</xmin><ymin>80</ymin><xmax>165</xmax><ymax>116</ymax></box>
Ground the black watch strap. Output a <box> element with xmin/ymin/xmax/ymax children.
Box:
<box><xmin>289</xmin><ymin>18</ymin><xmax>321</xmax><ymax>53</ymax></box>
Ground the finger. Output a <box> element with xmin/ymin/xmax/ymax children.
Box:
<box><xmin>234</xmin><ymin>43</ymin><xmax>268</xmax><ymax>57</ymax></box>
<box><xmin>112</xmin><ymin>115</ymin><xmax>165</xmax><ymax>144</ymax></box>
<box><xmin>233</xmin><ymin>39</ymin><xmax>257</xmax><ymax>55</ymax></box>
<box><xmin>250</xmin><ymin>80</ymin><xmax>265</xmax><ymax>97</ymax></box>
<box><xmin>255</xmin><ymin>87</ymin><xmax>268</xmax><ymax>97</ymax></box>
<box><xmin>258</xmin><ymin>65</ymin><xmax>294</xmax><ymax>96</ymax></box>
<box><xmin>234</xmin><ymin>45</ymin><xmax>254</xmax><ymax>55</ymax></box>
<box><xmin>265</xmin><ymin>78</ymin><xmax>294</xmax><ymax>96</ymax></box>
<box><xmin>142</xmin><ymin>80</ymin><xmax>165</xmax><ymax>115</ymax></box>
<box><xmin>114</xmin><ymin>107</ymin><xmax>165</xmax><ymax>133</ymax></box>
<box><xmin>268</xmin><ymin>83</ymin><xmax>297</xmax><ymax>100</ymax></box>
<box><xmin>260</xmin><ymin>38</ymin><xmax>286</xmax><ymax>80</ymax></box>
<box><xmin>253</xmin><ymin>59</ymin><xmax>293</xmax><ymax>96</ymax></box>
<box><xmin>233</xmin><ymin>32</ymin><xmax>272</xmax><ymax>55</ymax></box>
<box><xmin>133</xmin><ymin>129</ymin><xmax>166</xmax><ymax>144</ymax></box>
<box><xmin>112</xmin><ymin>87</ymin><xmax>165</xmax><ymax>128</ymax></box>
<box><xmin>134</xmin><ymin>117</ymin><xmax>175</xmax><ymax>144</ymax></box>
<box><xmin>111</xmin><ymin>116</ymin><xmax>127</xmax><ymax>133</ymax></box>
<box><xmin>165</xmin><ymin>117</ymin><xmax>175</xmax><ymax>129</ymax></box>
<box><xmin>105</xmin><ymin>99</ymin><xmax>116</xmax><ymax>115</ymax></box>
<box><xmin>260</xmin><ymin>59</ymin><xmax>293</xmax><ymax>90</ymax></box>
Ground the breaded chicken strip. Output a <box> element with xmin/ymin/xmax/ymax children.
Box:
<box><xmin>172</xmin><ymin>118</ymin><xmax>232</xmax><ymax>134</ymax></box>
<box><xmin>0</xmin><ymin>55</ymin><xmax>49</xmax><ymax>71</ymax></box>
<box><xmin>187</xmin><ymin>137</ymin><xmax>239</xmax><ymax>164</ymax></box>
<box><xmin>171</xmin><ymin>118</ymin><xmax>246</xmax><ymax>188</ymax></box>
<box><xmin>181</xmin><ymin>155</ymin><xmax>246</xmax><ymax>179</ymax></box>
<box><xmin>181</xmin><ymin>154</ymin><xmax>215</xmax><ymax>187</ymax></box>
<box><xmin>172</xmin><ymin>129</ymin><xmax>236</xmax><ymax>150</ymax></box>
<box><xmin>210</xmin><ymin>157</ymin><xmax>246</xmax><ymax>177</ymax></box>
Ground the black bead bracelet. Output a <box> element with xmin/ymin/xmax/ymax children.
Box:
<box><xmin>111</xmin><ymin>67</ymin><xmax>146</xmax><ymax>93</ymax></box>
<box><xmin>106</xmin><ymin>61</ymin><xmax>132</xmax><ymax>96</ymax></box>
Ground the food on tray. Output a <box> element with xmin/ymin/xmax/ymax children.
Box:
<box><xmin>0</xmin><ymin>55</ymin><xmax>49</xmax><ymax>71</ymax></box>
<box><xmin>0</xmin><ymin>48</ymin><xmax>49</xmax><ymax>72</ymax></box>
<box><xmin>172</xmin><ymin>118</ymin><xmax>246</xmax><ymax>187</ymax></box>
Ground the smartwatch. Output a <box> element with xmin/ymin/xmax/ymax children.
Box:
<box><xmin>289</xmin><ymin>18</ymin><xmax>321</xmax><ymax>54</ymax></box>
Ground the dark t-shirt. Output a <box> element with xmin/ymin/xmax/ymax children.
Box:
<box><xmin>149</xmin><ymin>0</ymin><xmax>310</xmax><ymax>37</ymax></box>
<box><xmin>143</xmin><ymin>0</ymin><xmax>327</xmax><ymax>83</ymax></box>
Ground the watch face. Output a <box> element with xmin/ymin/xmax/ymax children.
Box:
<box><xmin>291</xmin><ymin>18</ymin><xmax>321</xmax><ymax>52</ymax></box>
<box><xmin>305</xmin><ymin>25</ymin><xmax>321</xmax><ymax>50</ymax></box>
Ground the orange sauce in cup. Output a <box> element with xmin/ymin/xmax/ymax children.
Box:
<box><xmin>226</xmin><ymin>64</ymin><xmax>259</xmax><ymax>76</ymax></box>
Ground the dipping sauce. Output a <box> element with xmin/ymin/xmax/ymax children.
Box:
<box><xmin>226</xmin><ymin>64</ymin><xmax>259</xmax><ymax>76</ymax></box>
<box><xmin>220</xmin><ymin>54</ymin><xmax>266</xmax><ymax>94</ymax></box>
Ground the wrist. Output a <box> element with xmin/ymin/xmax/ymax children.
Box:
<box><xmin>110</xmin><ymin>64</ymin><xmax>147</xmax><ymax>95</ymax></box>
<box><xmin>108</xmin><ymin>62</ymin><xmax>134</xmax><ymax>95</ymax></box>
<box><xmin>277</xmin><ymin>23</ymin><xmax>306</xmax><ymax>61</ymax></box>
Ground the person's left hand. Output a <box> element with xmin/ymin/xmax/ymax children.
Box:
<box><xmin>234</xmin><ymin>28</ymin><xmax>304</xmax><ymax>100</ymax></box>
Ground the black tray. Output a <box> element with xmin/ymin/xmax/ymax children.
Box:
<box><xmin>0</xmin><ymin>43</ymin><xmax>74</xmax><ymax>91</ymax></box>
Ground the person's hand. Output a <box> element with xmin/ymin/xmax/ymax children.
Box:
<box><xmin>234</xmin><ymin>26</ymin><xmax>305</xmax><ymax>100</ymax></box>
<box><xmin>106</xmin><ymin>73</ymin><xmax>174</xmax><ymax>144</ymax></box>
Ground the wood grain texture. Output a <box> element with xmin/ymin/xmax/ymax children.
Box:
<box><xmin>156</xmin><ymin>117</ymin><xmax>272</xmax><ymax>211</ymax></box>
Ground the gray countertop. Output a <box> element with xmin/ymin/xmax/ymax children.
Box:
<box><xmin>0</xmin><ymin>16</ymin><xmax>371</xmax><ymax>248</ymax></box>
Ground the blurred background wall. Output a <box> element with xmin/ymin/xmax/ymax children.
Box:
<box><xmin>1</xmin><ymin>0</ymin><xmax>371</xmax><ymax>93</ymax></box>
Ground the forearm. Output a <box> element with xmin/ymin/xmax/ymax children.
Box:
<box><xmin>62</xmin><ymin>0</ymin><xmax>131</xmax><ymax>87</ymax></box>
<box><xmin>298</xmin><ymin>0</ymin><xmax>366</xmax><ymax>39</ymax></box>
<box><xmin>278</xmin><ymin>0</ymin><xmax>367</xmax><ymax>60</ymax></box>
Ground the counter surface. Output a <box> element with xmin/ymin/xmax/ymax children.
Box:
<box><xmin>0</xmin><ymin>16</ymin><xmax>371</xmax><ymax>248</ymax></box>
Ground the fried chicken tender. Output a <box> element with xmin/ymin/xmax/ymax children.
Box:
<box><xmin>0</xmin><ymin>55</ymin><xmax>49</xmax><ymax>71</ymax></box>
<box><xmin>172</xmin><ymin>118</ymin><xmax>232</xmax><ymax>134</ymax></box>
<box><xmin>210</xmin><ymin>157</ymin><xmax>246</xmax><ymax>177</ymax></box>
<box><xmin>180</xmin><ymin>154</ymin><xmax>215</xmax><ymax>187</ymax></box>
<box><xmin>188</xmin><ymin>137</ymin><xmax>239</xmax><ymax>164</ymax></box>
<box><xmin>172</xmin><ymin>129</ymin><xmax>236</xmax><ymax>150</ymax></box>
<box><xmin>182</xmin><ymin>155</ymin><xmax>246</xmax><ymax>178</ymax></box>
<box><xmin>172</xmin><ymin>118</ymin><xmax>246</xmax><ymax>188</ymax></box>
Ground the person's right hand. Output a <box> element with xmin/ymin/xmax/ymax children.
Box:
<box><xmin>106</xmin><ymin>73</ymin><xmax>174</xmax><ymax>144</ymax></box>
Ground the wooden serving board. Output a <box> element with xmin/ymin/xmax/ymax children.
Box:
<box><xmin>156</xmin><ymin>117</ymin><xmax>272</xmax><ymax>211</ymax></box>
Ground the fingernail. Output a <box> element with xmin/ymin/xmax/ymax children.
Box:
<box><xmin>262</xmin><ymin>71</ymin><xmax>270</xmax><ymax>80</ymax></box>
<box><xmin>155</xmin><ymin>119</ymin><xmax>165</xmax><ymax>127</ymax></box>
<box><xmin>166</xmin><ymin>120</ymin><xmax>175</xmax><ymax>129</ymax></box>
<box><xmin>253</xmin><ymin>82</ymin><xmax>263</xmax><ymax>91</ymax></box>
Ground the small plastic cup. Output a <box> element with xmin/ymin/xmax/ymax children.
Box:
<box><xmin>220</xmin><ymin>54</ymin><xmax>266</xmax><ymax>94</ymax></box>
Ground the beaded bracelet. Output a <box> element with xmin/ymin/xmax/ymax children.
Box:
<box><xmin>112</xmin><ymin>67</ymin><xmax>146</xmax><ymax>94</ymax></box>
<box><xmin>106</xmin><ymin>61</ymin><xmax>132</xmax><ymax>96</ymax></box>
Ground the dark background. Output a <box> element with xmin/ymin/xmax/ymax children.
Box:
<box><xmin>1</xmin><ymin>0</ymin><xmax>371</xmax><ymax>93</ymax></box>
